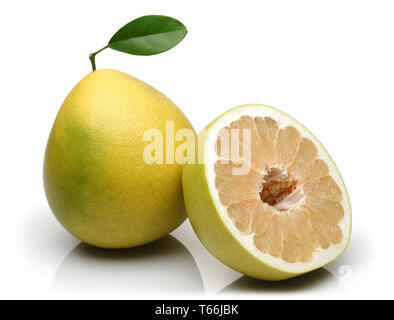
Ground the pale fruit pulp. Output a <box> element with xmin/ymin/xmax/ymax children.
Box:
<box><xmin>215</xmin><ymin>116</ymin><xmax>343</xmax><ymax>263</ymax></box>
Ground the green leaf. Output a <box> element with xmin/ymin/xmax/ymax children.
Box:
<box><xmin>108</xmin><ymin>15</ymin><xmax>187</xmax><ymax>56</ymax></box>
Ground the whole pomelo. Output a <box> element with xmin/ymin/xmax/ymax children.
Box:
<box><xmin>44</xmin><ymin>69</ymin><xmax>194</xmax><ymax>248</ymax></box>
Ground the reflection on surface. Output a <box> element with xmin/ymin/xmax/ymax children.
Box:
<box><xmin>54</xmin><ymin>235</ymin><xmax>203</xmax><ymax>294</ymax></box>
<box><xmin>220</xmin><ymin>268</ymin><xmax>336</xmax><ymax>294</ymax></box>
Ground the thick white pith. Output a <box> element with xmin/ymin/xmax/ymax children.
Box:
<box><xmin>204</xmin><ymin>105</ymin><xmax>351</xmax><ymax>274</ymax></box>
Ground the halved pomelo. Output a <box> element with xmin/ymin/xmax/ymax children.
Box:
<box><xmin>182</xmin><ymin>104</ymin><xmax>351</xmax><ymax>280</ymax></box>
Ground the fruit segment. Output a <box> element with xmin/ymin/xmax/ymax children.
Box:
<box><xmin>229</xmin><ymin>116</ymin><xmax>266</xmax><ymax>172</ymax></box>
<box><xmin>214</xmin><ymin>161</ymin><xmax>262</xmax><ymax>191</ymax></box>
<box><xmin>214</xmin><ymin>116</ymin><xmax>345</xmax><ymax>263</ymax></box>
<box><xmin>215</xmin><ymin>177</ymin><xmax>258</xmax><ymax>206</ymax></box>
<box><xmin>254</xmin><ymin>116</ymin><xmax>279</xmax><ymax>166</ymax></box>
<box><xmin>277</xmin><ymin>126</ymin><xmax>302</xmax><ymax>168</ymax></box>
<box><xmin>227</xmin><ymin>199</ymin><xmax>259</xmax><ymax>234</ymax></box>
<box><xmin>252</xmin><ymin>202</ymin><xmax>276</xmax><ymax>234</ymax></box>
<box><xmin>304</xmin><ymin>176</ymin><xmax>343</xmax><ymax>202</ymax></box>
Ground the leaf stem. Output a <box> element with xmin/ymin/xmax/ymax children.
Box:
<box><xmin>89</xmin><ymin>45</ymin><xmax>109</xmax><ymax>71</ymax></box>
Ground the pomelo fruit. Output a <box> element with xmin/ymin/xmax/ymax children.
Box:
<box><xmin>44</xmin><ymin>69</ymin><xmax>194</xmax><ymax>248</ymax></box>
<box><xmin>182</xmin><ymin>104</ymin><xmax>351</xmax><ymax>280</ymax></box>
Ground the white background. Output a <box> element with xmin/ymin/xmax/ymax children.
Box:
<box><xmin>0</xmin><ymin>0</ymin><xmax>393</xmax><ymax>299</ymax></box>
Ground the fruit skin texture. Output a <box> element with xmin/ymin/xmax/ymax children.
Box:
<box><xmin>44</xmin><ymin>69</ymin><xmax>194</xmax><ymax>248</ymax></box>
<box><xmin>182</xmin><ymin>104</ymin><xmax>351</xmax><ymax>281</ymax></box>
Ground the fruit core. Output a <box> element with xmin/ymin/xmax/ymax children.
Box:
<box><xmin>214</xmin><ymin>115</ymin><xmax>344</xmax><ymax>263</ymax></box>
<box><xmin>260</xmin><ymin>167</ymin><xmax>303</xmax><ymax>211</ymax></box>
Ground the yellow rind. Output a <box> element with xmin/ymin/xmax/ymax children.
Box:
<box><xmin>44</xmin><ymin>69</ymin><xmax>194</xmax><ymax>249</ymax></box>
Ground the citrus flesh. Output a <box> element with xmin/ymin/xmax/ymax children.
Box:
<box><xmin>44</xmin><ymin>69</ymin><xmax>194</xmax><ymax>248</ymax></box>
<box><xmin>183</xmin><ymin>104</ymin><xmax>351</xmax><ymax>280</ymax></box>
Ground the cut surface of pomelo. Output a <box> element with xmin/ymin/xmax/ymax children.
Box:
<box><xmin>183</xmin><ymin>104</ymin><xmax>351</xmax><ymax>280</ymax></box>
